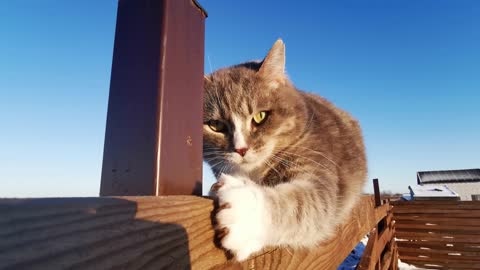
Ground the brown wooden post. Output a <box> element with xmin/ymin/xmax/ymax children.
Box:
<box><xmin>100</xmin><ymin>0</ymin><xmax>207</xmax><ymax>196</ymax></box>
<box><xmin>373</xmin><ymin>178</ymin><xmax>381</xmax><ymax>208</ymax></box>
<box><xmin>373</xmin><ymin>178</ymin><xmax>387</xmax><ymax>236</ymax></box>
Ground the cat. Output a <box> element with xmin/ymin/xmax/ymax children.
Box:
<box><xmin>203</xmin><ymin>39</ymin><xmax>367</xmax><ymax>261</ymax></box>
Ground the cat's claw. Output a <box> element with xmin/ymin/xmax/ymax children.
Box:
<box><xmin>214</xmin><ymin>174</ymin><xmax>269</xmax><ymax>261</ymax></box>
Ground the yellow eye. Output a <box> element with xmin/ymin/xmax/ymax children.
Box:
<box><xmin>253</xmin><ymin>111</ymin><xmax>267</xmax><ymax>125</ymax></box>
<box><xmin>208</xmin><ymin>120</ymin><xmax>225</xmax><ymax>132</ymax></box>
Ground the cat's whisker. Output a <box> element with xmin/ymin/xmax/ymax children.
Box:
<box><xmin>203</xmin><ymin>152</ymin><xmax>225</xmax><ymax>157</ymax></box>
<box><xmin>282</xmin><ymin>145</ymin><xmax>339</xmax><ymax>168</ymax></box>
<box><xmin>276</xmin><ymin>149</ymin><xmax>334</xmax><ymax>174</ymax></box>
<box><xmin>264</xmin><ymin>158</ymin><xmax>282</xmax><ymax>180</ymax></box>
<box><xmin>271</xmin><ymin>153</ymin><xmax>333</xmax><ymax>189</ymax></box>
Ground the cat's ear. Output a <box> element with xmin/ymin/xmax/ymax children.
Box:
<box><xmin>204</xmin><ymin>74</ymin><xmax>212</xmax><ymax>83</ymax></box>
<box><xmin>258</xmin><ymin>39</ymin><xmax>286</xmax><ymax>88</ymax></box>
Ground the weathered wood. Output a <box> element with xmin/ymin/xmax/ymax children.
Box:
<box><xmin>0</xmin><ymin>195</ymin><xmax>385</xmax><ymax>270</ymax></box>
<box><xmin>392</xmin><ymin>200</ymin><xmax>480</xmax><ymax>206</ymax></box>
<box><xmin>396</xmin><ymin>241</ymin><xmax>480</xmax><ymax>252</ymax></box>
<box><xmin>393</xmin><ymin>208</ymin><xmax>480</xmax><ymax>215</ymax></box>
<box><xmin>399</xmin><ymin>259</ymin><xmax>480</xmax><ymax>270</ymax></box>
<box><xmin>0</xmin><ymin>196</ymin><xmax>225</xmax><ymax>270</ymax></box>
<box><xmin>357</xmin><ymin>208</ymin><xmax>396</xmax><ymax>270</ymax></box>
<box><xmin>394</xmin><ymin>223</ymin><xmax>480</xmax><ymax>234</ymax></box>
<box><xmin>398</xmin><ymin>246</ymin><xmax>480</xmax><ymax>257</ymax></box>
<box><xmin>357</xmin><ymin>228</ymin><xmax>378</xmax><ymax>270</ymax></box>
<box><xmin>393</xmin><ymin>200</ymin><xmax>480</xmax><ymax>270</ymax></box>
<box><xmin>394</xmin><ymin>217</ymin><xmax>480</xmax><ymax>226</ymax></box>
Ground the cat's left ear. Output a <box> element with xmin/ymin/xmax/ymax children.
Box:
<box><xmin>258</xmin><ymin>39</ymin><xmax>287</xmax><ymax>88</ymax></box>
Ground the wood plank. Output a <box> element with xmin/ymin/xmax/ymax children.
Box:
<box><xmin>395</xmin><ymin>229</ymin><xmax>480</xmax><ymax>240</ymax></box>
<box><xmin>380</xmin><ymin>240</ymin><xmax>394</xmax><ymax>270</ymax></box>
<box><xmin>392</xmin><ymin>208</ymin><xmax>480</xmax><ymax>215</ymax></box>
<box><xmin>393</xmin><ymin>212</ymin><xmax>480</xmax><ymax>219</ymax></box>
<box><xmin>0</xmin><ymin>196</ymin><xmax>226</xmax><ymax>270</ymax></box>
<box><xmin>392</xmin><ymin>200</ymin><xmax>480</xmax><ymax>206</ymax></box>
<box><xmin>395</xmin><ymin>223</ymin><xmax>480</xmax><ymax>234</ymax></box>
<box><xmin>357</xmin><ymin>213</ymin><xmax>394</xmax><ymax>270</ymax></box>
<box><xmin>395</xmin><ymin>231</ymin><xmax>480</xmax><ymax>243</ymax></box>
<box><xmin>397</xmin><ymin>241</ymin><xmax>480</xmax><ymax>252</ymax></box>
<box><xmin>399</xmin><ymin>251</ymin><xmax>480</xmax><ymax>262</ymax></box>
<box><xmin>394</xmin><ymin>218</ymin><xmax>480</xmax><ymax>226</ymax></box>
<box><xmin>399</xmin><ymin>254</ymin><xmax>480</xmax><ymax>265</ymax></box>
<box><xmin>0</xmin><ymin>195</ymin><xmax>383</xmax><ymax>270</ymax></box>
<box><xmin>357</xmin><ymin>229</ymin><xmax>378</xmax><ymax>270</ymax></box>
<box><xmin>399</xmin><ymin>259</ymin><xmax>480</xmax><ymax>270</ymax></box>
<box><xmin>398</xmin><ymin>246</ymin><xmax>480</xmax><ymax>257</ymax></box>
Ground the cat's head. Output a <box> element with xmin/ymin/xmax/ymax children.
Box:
<box><xmin>203</xmin><ymin>40</ymin><xmax>308</xmax><ymax>176</ymax></box>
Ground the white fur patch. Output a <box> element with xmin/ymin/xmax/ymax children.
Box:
<box><xmin>232</xmin><ymin>115</ymin><xmax>248</xmax><ymax>150</ymax></box>
<box><xmin>215</xmin><ymin>174</ymin><xmax>269</xmax><ymax>261</ymax></box>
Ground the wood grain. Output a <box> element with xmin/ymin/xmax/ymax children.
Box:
<box><xmin>392</xmin><ymin>200</ymin><xmax>480</xmax><ymax>270</ymax></box>
<box><xmin>0</xmin><ymin>195</ymin><xmax>386</xmax><ymax>270</ymax></box>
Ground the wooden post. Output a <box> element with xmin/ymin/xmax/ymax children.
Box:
<box><xmin>373</xmin><ymin>178</ymin><xmax>387</xmax><ymax>240</ymax></box>
<box><xmin>373</xmin><ymin>178</ymin><xmax>382</xmax><ymax>208</ymax></box>
<box><xmin>100</xmin><ymin>0</ymin><xmax>207</xmax><ymax>196</ymax></box>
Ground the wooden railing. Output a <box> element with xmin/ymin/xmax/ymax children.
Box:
<box><xmin>0</xmin><ymin>194</ymin><xmax>392</xmax><ymax>270</ymax></box>
<box><xmin>392</xmin><ymin>200</ymin><xmax>480</xmax><ymax>269</ymax></box>
<box><xmin>357</xmin><ymin>199</ymin><xmax>398</xmax><ymax>270</ymax></box>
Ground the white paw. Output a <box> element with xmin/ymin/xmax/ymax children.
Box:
<box><xmin>213</xmin><ymin>174</ymin><xmax>269</xmax><ymax>261</ymax></box>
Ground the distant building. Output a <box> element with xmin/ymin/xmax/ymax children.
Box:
<box><xmin>417</xmin><ymin>168</ymin><xmax>480</xmax><ymax>201</ymax></box>
<box><xmin>407</xmin><ymin>184</ymin><xmax>460</xmax><ymax>201</ymax></box>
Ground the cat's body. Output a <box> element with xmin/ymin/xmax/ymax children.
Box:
<box><xmin>203</xmin><ymin>40</ymin><xmax>367</xmax><ymax>261</ymax></box>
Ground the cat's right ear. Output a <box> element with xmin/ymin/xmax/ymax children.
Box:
<box><xmin>258</xmin><ymin>39</ymin><xmax>287</xmax><ymax>88</ymax></box>
<box><xmin>204</xmin><ymin>75</ymin><xmax>212</xmax><ymax>83</ymax></box>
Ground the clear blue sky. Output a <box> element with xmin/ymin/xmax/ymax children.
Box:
<box><xmin>0</xmin><ymin>1</ymin><xmax>479</xmax><ymax>197</ymax></box>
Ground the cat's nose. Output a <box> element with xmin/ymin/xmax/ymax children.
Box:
<box><xmin>235</xmin><ymin>148</ymin><xmax>248</xmax><ymax>157</ymax></box>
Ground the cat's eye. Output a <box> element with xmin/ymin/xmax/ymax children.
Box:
<box><xmin>253</xmin><ymin>111</ymin><xmax>268</xmax><ymax>125</ymax></box>
<box><xmin>207</xmin><ymin>120</ymin><xmax>226</xmax><ymax>132</ymax></box>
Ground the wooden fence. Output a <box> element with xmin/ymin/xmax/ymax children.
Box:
<box><xmin>392</xmin><ymin>200</ymin><xmax>480</xmax><ymax>269</ymax></box>
<box><xmin>357</xmin><ymin>199</ymin><xmax>398</xmax><ymax>270</ymax></box>
<box><xmin>0</xmin><ymin>194</ymin><xmax>394</xmax><ymax>270</ymax></box>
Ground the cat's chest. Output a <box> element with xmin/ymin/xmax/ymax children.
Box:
<box><xmin>260</xmin><ymin>160</ymin><xmax>297</xmax><ymax>186</ymax></box>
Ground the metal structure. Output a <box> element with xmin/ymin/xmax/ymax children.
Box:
<box><xmin>100</xmin><ymin>0</ymin><xmax>207</xmax><ymax>196</ymax></box>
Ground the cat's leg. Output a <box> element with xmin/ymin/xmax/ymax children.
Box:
<box><xmin>213</xmin><ymin>173</ymin><xmax>271</xmax><ymax>261</ymax></box>
<box><xmin>262</xmin><ymin>177</ymin><xmax>338</xmax><ymax>248</ymax></box>
<box><xmin>213</xmin><ymin>174</ymin><xmax>339</xmax><ymax>261</ymax></box>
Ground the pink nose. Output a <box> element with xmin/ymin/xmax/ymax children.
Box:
<box><xmin>235</xmin><ymin>148</ymin><xmax>248</xmax><ymax>157</ymax></box>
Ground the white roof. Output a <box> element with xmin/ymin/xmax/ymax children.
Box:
<box><xmin>409</xmin><ymin>184</ymin><xmax>459</xmax><ymax>198</ymax></box>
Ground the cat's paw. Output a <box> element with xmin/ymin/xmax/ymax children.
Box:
<box><xmin>213</xmin><ymin>174</ymin><xmax>269</xmax><ymax>261</ymax></box>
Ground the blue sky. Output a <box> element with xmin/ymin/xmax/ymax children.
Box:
<box><xmin>0</xmin><ymin>1</ymin><xmax>479</xmax><ymax>197</ymax></box>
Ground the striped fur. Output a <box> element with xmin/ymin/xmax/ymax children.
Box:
<box><xmin>203</xmin><ymin>39</ymin><xmax>367</xmax><ymax>261</ymax></box>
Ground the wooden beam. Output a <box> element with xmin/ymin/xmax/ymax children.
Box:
<box><xmin>0</xmin><ymin>195</ymin><xmax>386</xmax><ymax>269</ymax></box>
<box><xmin>100</xmin><ymin>0</ymin><xmax>206</xmax><ymax>196</ymax></box>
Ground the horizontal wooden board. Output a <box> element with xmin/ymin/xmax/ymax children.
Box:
<box><xmin>398</xmin><ymin>246</ymin><xmax>480</xmax><ymax>257</ymax></box>
<box><xmin>394</xmin><ymin>218</ymin><xmax>480</xmax><ymax>226</ymax></box>
<box><xmin>400</xmin><ymin>259</ymin><xmax>480</xmax><ymax>270</ymax></box>
<box><xmin>392</xmin><ymin>208</ymin><xmax>480</xmax><ymax>215</ymax></box>
<box><xmin>399</xmin><ymin>254</ymin><xmax>480</xmax><ymax>264</ymax></box>
<box><xmin>0</xmin><ymin>195</ymin><xmax>385</xmax><ymax>270</ymax></box>
<box><xmin>399</xmin><ymin>250</ymin><xmax>480</xmax><ymax>262</ymax></box>
<box><xmin>395</xmin><ymin>223</ymin><xmax>480</xmax><ymax>234</ymax></box>
<box><xmin>392</xmin><ymin>200</ymin><xmax>480</xmax><ymax>206</ymax></box>
<box><xmin>397</xmin><ymin>241</ymin><xmax>480</xmax><ymax>252</ymax></box>
<box><xmin>394</xmin><ymin>214</ymin><xmax>480</xmax><ymax>221</ymax></box>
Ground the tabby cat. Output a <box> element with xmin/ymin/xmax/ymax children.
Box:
<box><xmin>203</xmin><ymin>39</ymin><xmax>367</xmax><ymax>261</ymax></box>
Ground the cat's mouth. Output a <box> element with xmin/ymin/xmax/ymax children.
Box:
<box><xmin>230</xmin><ymin>142</ymin><xmax>275</xmax><ymax>172</ymax></box>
